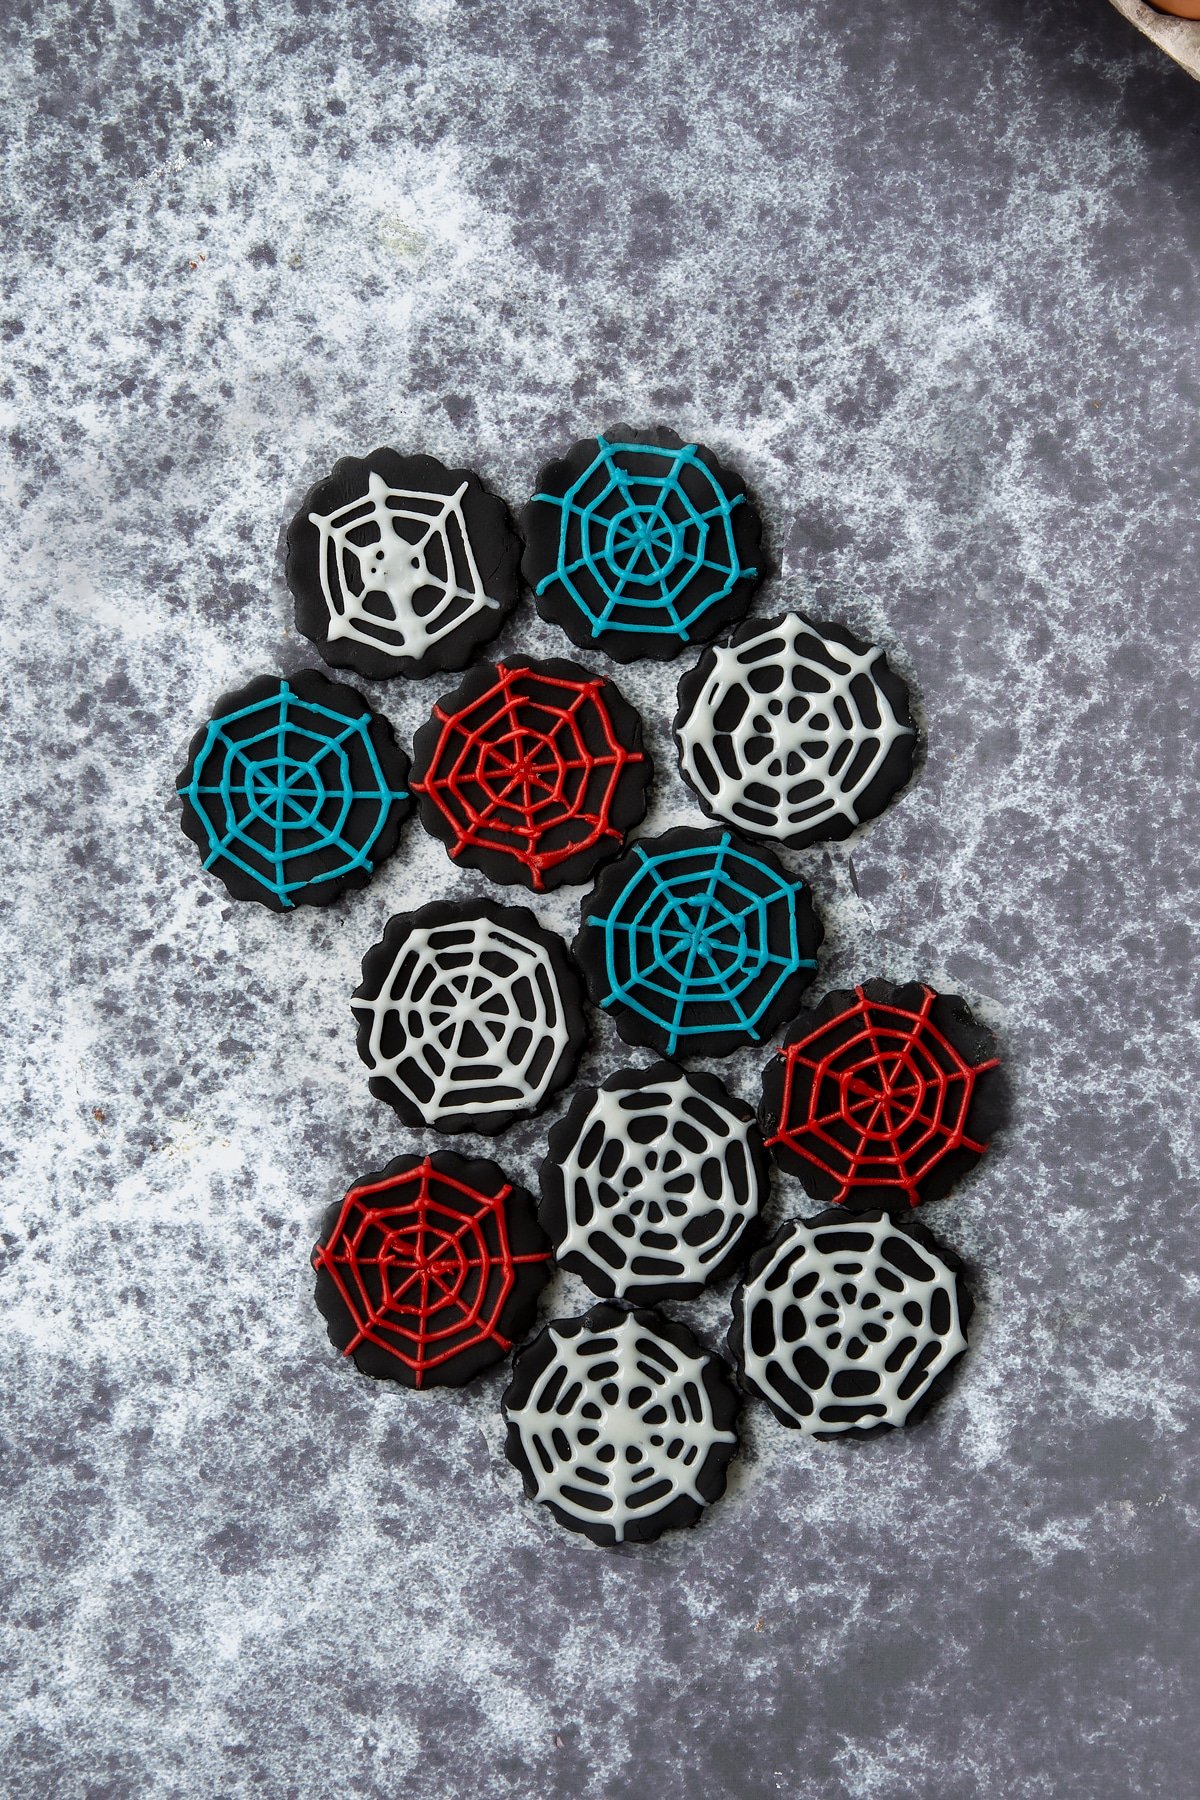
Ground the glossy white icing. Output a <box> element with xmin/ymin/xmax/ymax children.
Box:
<box><xmin>676</xmin><ymin>614</ymin><xmax>912</xmax><ymax>843</ymax></box>
<box><xmin>738</xmin><ymin>1214</ymin><xmax>966</xmax><ymax>1433</ymax></box>
<box><xmin>505</xmin><ymin>1311</ymin><xmax>735</xmax><ymax>1540</ymax></box>
<box><xmin>309</xmin><ymin>471</ymin><xmax>499</xmax><ymax>661</ymax></box>
<box><xmin>353</xmin><ymin>913</ymin><xmax>570</xmax><ymax>1125</ymax></box>
<box><xmin>554</xmin><ymin>1071</ymin><xmax>761</xmax><ymax>1297</ymax></box>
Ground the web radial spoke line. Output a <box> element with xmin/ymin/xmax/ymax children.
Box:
<box><xmin>303</xmin><ymin>716</ymin><xmax>372</xmax><ymax>775</ymax></box>
<box><xmin>626</xmin><ymin>941</ymin><xmax>705</xmax><ymax>998</ymax></box>
<box><xmin>471</xmin><ymin>779</ymin><xmax>530</xmax><ymax>827</ymax></box>
<box><xmin>609</xmin><ymin>564</ymin><xmax>639</xmax><ymax>605</ymax></box>
<box><xmin>413</xmin><ymin>1274</ymin><xmax>431</xmax><ymax>1374</ymax></box>
<box><xmin>423</xmin><ymin>1264</ymin><xmax>466</xmax><ymax>1307</ymax></box>
<box><xmin>204</xmin><ymin>820</ymin><xmax>264</xmax><ymax>866</ymax></box>
<box><xmin>664</xmin><ymin>846</ymin><xmax>730</xmax><ymax>1040</ymax></box>
<box><xmin>858</xmin><ymin>1008</ymin><xmax>911</xmax><ymax>1168</ymax></box>
<box><xmin>695</xmin><ymin>941</ymin><xmax>754</xmax><ymax>1031</ymax></box>
<box><xmin>384</xmin><ymin>1264</ymin><xmax>425</xmax><ymax>1308</ymax></box>
<box><xmin>271</xmin><ymin>793</ymin><xmax>317</xmax><ymax>828</ymax></box>
<box><xmin>556</xmin><ymin>552</ymin><xmax>599</xmax><ymax>582</ymax></box>
<box><xmin>603</xmin><ymin>454</ymin><xmax>643</xmax><ymax>519</ymax></box>
<box><xmin>856</xmin><ymin>1099</ymin><xmax>888</xmax><ymax>1138</ymax></box>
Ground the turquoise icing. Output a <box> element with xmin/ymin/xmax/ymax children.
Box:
<box><xmin>586</xmin><ymin>832</ymin><xmax>815</xmax><ymax>1053</ymax></box>
<box><xmin>179</xmin><ymin>679</ymin><xmax>407</xmax><ymax>907</ymax></box>
<box><xmin>534</xmin><ymin>436</ymin><xmax>755</xmax><ymax>641</ymax></box>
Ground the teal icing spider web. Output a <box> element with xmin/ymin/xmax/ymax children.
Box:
<box><xmin>587</xmin><ymin>834</ymin><xmax>816</xmax><ymax>1053</ymax></box>
<box><xmin>534</xmin><ymin>437</ymin><xmax>755</xmax><ymax>641</ymax></box>
<box><xmin>179</xmin><ymin>680</ymin><xmax>407</xmax><ymax>907</ymax></box>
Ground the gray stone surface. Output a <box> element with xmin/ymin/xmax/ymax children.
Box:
<box><xmin>1</xmin><ymin>1</ymin><xmax>1197</xmax><ymax>1795</ymax></box>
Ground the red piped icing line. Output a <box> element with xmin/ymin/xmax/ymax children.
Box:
<box><xmin>766</xmin><ymin>985</ymin><xmax>1000</xmax><ymax>1207</ymax></box>
<box><xmin>413</xmin><ymin>662</ymin><xmax>643</xmax><ymax>891</ymax></box>
<box><xmin>313</xmin><ymin>1158</ymin><xmax>549</xmax><ymax>1387</ymax></box>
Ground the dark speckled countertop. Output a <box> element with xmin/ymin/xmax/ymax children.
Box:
<box><xmin>1</xmin><ymin>3</ymin><xmax>1197</xmax><ymax>1796</ymax></box>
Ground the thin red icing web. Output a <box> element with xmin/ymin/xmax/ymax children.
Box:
<box><xmin>766</xmin><ymin>986</ymin><xmax>999</xmax><ymax>1206</ymax></box>
<box><xmin>313</xmin><ymin>1159</ymin><xmax>549</xmax><ymax>1386</ymax></box>
<box><xmin>414</xmin><ymin>662</ymin><xmax>643</xmax><ymax>890</ymax></box>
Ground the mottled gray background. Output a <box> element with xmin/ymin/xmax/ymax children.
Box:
<box><xmin>1</xmin><ymin>1</ymin><xmax>1197</xmax><ymax>1795</ymax></box>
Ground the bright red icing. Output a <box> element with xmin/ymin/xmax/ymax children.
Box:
<box><xmin>314</xmin><ymin>1158</ymin><xmax>549</xmax><ymax>1387</ymax></box>
<box><xmin>766</xmin><ymin>985</ymin><xmax>999</xmax><ymax>1207</ymax></box>
<box><xmin>414</xmin><ymin>661</ymin><xmax>643</xmax><ymax>890</ymax></box>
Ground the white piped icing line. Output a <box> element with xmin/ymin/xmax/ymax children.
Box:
<box><xmin>553</xmin><ymin>1071</ymin><xmax>761</xmax><ymax>1298</ymax></box>
<box><xmin>353</xmin><ymin>914</ymin><xmax>571</xmax><ymax>1127</ymax></box>
<box><xmin>309</xmin><ymin>471</ymin><xmax>499</xmax><ymax>661</ymax></box>
<box><xmin>737</xmin><ymin>1213</ymin><xmax>967</xmax><ymax>1434</ymax></box>
<box><xmin>676</xmin><ymin>613</ymin><xmax>912</xmax><ymax>844</ymax></box>
<box><xmin>504</xmin><ymin>1311</ymin><xmax>736</xmax><ymax>1541</ymax></box>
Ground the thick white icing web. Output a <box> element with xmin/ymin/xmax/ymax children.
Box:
<box><xmin>353</xmin><ymin>915</ymin><xmax>571</xmax><ymax>1127</ymax></box>
<box><xmin>739</xmin><ymin>1213</ymin><xmax>966</xmax><ymax>1433</ymax></box>
<box><xmin>309</xmin><ymin>471</ymin><xmax>499</xmax><ymax>661</ymax></box>
<box><xmin>677</xmin><ymin>615</ymin><xmax>912</xmax><ymax>843</ymax></box>
<box><xmin>505</xmin><ymin>1311</ymin><xmax>735</xmax><ymax>1540</ymax></box>
<box><xmin>555</xmin><ymin>1072</ymin><xmax>761</xmax><ymax>1298</ymax></box>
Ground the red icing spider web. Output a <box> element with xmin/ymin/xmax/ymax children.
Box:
<box><xmin>414</xmin><ymin>662</ymin><xmax>643</xmax><ymax>890</ymax></box>
<box><xmin>765</xmin><ymin>986</ymin><xmax>999</xmax><ymax>1206</ymax></box>
<box><xmin>313</xmin><ymin>1159</ymin><xmax>549</xmax><ymax>1386</ymax></box>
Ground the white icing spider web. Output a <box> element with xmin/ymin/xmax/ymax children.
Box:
<box><xmin>738</xmin><ymin>1213</ymin><xmax>966</xmax><ymax>1434</ymax></box>
<box><xmin>553</xmin><ymin>1072</ymin><xmax>761</xmax><ymax>1298</ymax></box>
<box><xmin>677</xmin><ymin>615</ymin><xmax>912</xmax><ymax>845</ymax></box>
<box><xmin>505</xmin><ymin>1311</ymin><xmax>735</xmax><ymax>1540</ymax></box>
<box><xmin>353</xmin><ymin>914</ymin><xmax>571</xmax><ymax>1127</ymax></box>
<box><xmin>309</xmin><ymin>471</ymin><xmax>499</xmax><ymax>661</ymax></box>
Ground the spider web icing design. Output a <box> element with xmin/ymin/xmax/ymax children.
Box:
<box><xmin>502</xmin><ymin>1307</ymin><xmax>738</xmax><ymax>1543</ymax></box>
<box><xmin>761</xmin><ymin>985</ymin><xmax>1001</xmax><ymax>1207</ymax></box>
<box><xmin>178</xmin><ymin>676</ymin><xmax>408</xmax><ymax>908</ymax></box>
<box><xmin>313</xmin><ymin>1156</ymin><xmax>550</xmax><ymax>1389</ymax></box>
<box><xmin>543</xmin><ymin>1067</ymin><xmax>764</xmax><ymax>1301</ymax></box>
<box><xmin>578</xmin><ymin>830</ymin><xmax>820</xmax><ymax>1057</ymax></box>
<box><xmin>733</xmin><ymin>1212</ymin><xmax>969</xmax><ymax>1434</ymax></box>
<box><xmin>675</xmin><ymin>614</ymin><xmax>914</xmax><ymax>847</ymax></box>
<box><xmin>309</xmin><ymin>471</ymin><xmax>499</xmax><ymax>662</ymax></box>
<box><xmin>353</xmin><ymin>906</ymin><xmax>582</xmax><ymax>1131</ymax></box>
<box><xmin>413</xmin><ymin>660</ymin><xmax>647</xmax><ymax>891</ymax></box>
<box><xmin>533</xmin><ymin>437</ymin><xmax>755</xmax><ymax>643</ymax></box>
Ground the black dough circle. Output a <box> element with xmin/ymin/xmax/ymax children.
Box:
<box><xmin>574</xmin><ymin>824</ymin><xmax>823</xmax><ymax>1060</ymax></box>
<box><xmin>538</xmin><ymin>1060</ymin><xmax>769</xmax><ymax>1303</ymax></box>
<box><xmin>502</xmin><ymin>1301</ymin><xmax>741</xmax><ymax>1545</ymax></box>
<box><xmin>729</xmin><ymin>1207</ymin><xmax>974</xmax><ymax>1439</ymax></box>
<box><xmin>673</xmin><ymin>613</ymin><xmax>917</xmax><ymax>850</ymax></box>
<box><xmin>410</xmin><ymin>654</ymin><xmax>652</xmax><ymax>893</ymax></box>
<box><xmin>286</xmin><ymin>447</ymin><xmax>520</xmax><ymax>680</ymax></box>
<box><xmin>312</xmin><ymin>1149</ymin><xmax>551</xmax><ymax>1390</ymax></box>
<box><xmin>521</xmin><ymin>425</ymin><xmax>763</xmax><ymax>663</ymax></box>
<box><xmin>759</xmin><ymin>979</ymin><xmax>1004</xmax><ymax>1211</ymax></box>
<box><xmin>352</xmin><ymin>896</ymin><xmax>587</xmax><ymax>1135</ymax></box>
<box><xmin>176</xmin><ymin>667</ymin><xmax>411</xmax><ymax>912</ymax></box>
